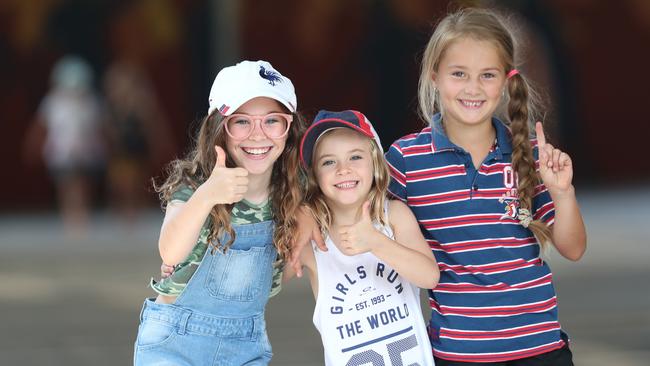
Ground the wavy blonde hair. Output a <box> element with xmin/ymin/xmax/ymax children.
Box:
<box><xmin>417</xmin><ymin>8</ymin><xmax>552</xmax><ymax>248</ymax></box>
<box><xmin>303</xmin><ymin>129</ymin><xmax>390</xmax><ymax>236</ymax></box>
<box><xmin>154</xmin><ymin>108</ymin><xmax>307</xmax><ymax>261</ymax></box>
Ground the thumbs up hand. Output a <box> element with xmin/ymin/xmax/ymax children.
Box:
<box><xmin>203</xmin><ymin>145</ymin><xmax>249</xmax><ymax>205</ymax></box>
<box><xmin>337</xmin><ymin>201</ymin><xmax>379</xmax><ymax>256</ymax></box>
<box><xmin>535</xmin><ymin>122</ymin><xmax>574</xmax><ymax>196</ymax></box>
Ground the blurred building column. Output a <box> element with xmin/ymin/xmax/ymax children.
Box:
<box><xmin>211</xmin><ymin>0</ymin><xmax>241</xmax><ymax>68</ymax></box>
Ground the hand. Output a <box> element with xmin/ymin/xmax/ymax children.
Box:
<box><xmin>161</xmin><ymin>263</ymin><xmax>175</xmax><ymax>278</ymax></box>
<box><xmin>202</xmin><ymin>146</ymin><xmax>249</xmax><ymax>204</ymax></box>
<box><xmin>289</xmin><ymin>206</ymin><xmax>326</xmax><ymax>278</ymax></box>
<box><xmin>338</xmin><ymin>201</ymin><xmax>378</xmax><ymax>256</ymax></box>
<box><xmin>535</xmin><ymin>122</ymin><xmax>574</xmax><ymax>195</ymax></box>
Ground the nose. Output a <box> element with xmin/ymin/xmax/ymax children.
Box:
<box><xmin>336</xmin><ymin>161</ymin><xmax>351</xmax><ymax>175</ymax></box>
<box><xmin>464</xmin><ymin>77</ymin><xmax>480</xmax><ymax>95</ymax></box>
<box><xmin>248</xmin><ymin>118</ymin><xmax>266</xmax><ymax>141</ymax></box>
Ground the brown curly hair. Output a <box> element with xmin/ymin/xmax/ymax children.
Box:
<box><xmin>154</xmin><ymin>108</ymin><xmax>307</xmax><ymax>261</ymax></box>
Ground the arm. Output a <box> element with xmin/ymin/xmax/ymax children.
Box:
<box><xmin>158</xmin><ymin>189</ymin><xmax>215</xmax><ymax>265</ymax></box>
<box><xmin>288</xmin><ymin>206</ymin><xmax>326</xmax><ymax>278</ymax></box>
<box><xmin>535</xmin><ymin>122</ymin><xmax>587</xmax><ymax>261</ymax></box>
<box><xmin>283</xmin><ymin>236</ymin><xmax>320</xmax><ymax>299</ymax></box>
<box><xmin>549</xmin><ymin>188</ymin><xmax>586</xmax><ymax>261</ymax></box>
<box><xmin>338</xmin><ymin>201</ymin><xmax>439</xmax><ymax>289</ymax></box>
<box><xmin>159</xmin><ymin>146</ymin><xmax>249</xmax><ymax>264</ymax></box>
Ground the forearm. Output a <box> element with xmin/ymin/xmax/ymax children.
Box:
<box><xmin>159</xmin><ymin>186</ymin><xmax>215</xmax><ymax>265</ymax></box>
<box><xmin>370</xmin><ymin>233</ymin><xmax>439</xmax><ymax>289</ymax></box>
<box><xmin>549</xmin><ymin>186</ymin><xmax>587</xmax><ymax>261</ymax></box>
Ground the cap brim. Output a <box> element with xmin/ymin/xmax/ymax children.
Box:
<box><xmin>300</xmin><ymin>119</ymin><xmax>374</xmax><ymax>168</ymax></box>
<box><xmin>210</xmin><ymin>90</ymin><xmax>296</xmax><ymax>116</ymax></box>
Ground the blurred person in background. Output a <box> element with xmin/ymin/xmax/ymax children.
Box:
<box><xmin>23</xmin><ymin>55</ymin><xmax>106</xmax><ymax>239</ymax></box>
<box><xmin>103</xmin><ymin>60</ymin><xmax>174</xmax><ymax>224</ymax></box>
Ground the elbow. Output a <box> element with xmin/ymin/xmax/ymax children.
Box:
<box><xmin>158</xmin><ymin>238</ymin><xmax>181</xmax><ymax>266</ymax></box>
<box><xmin>559</xmin><ymin>240</ymin><xmax>586</xmax><ymax>262</ymax></box>
<box><xmin>565</xmin><ymin>246</ymin><xmax>586</xmax><ymax>262</ymax></box>
<box><xmin>159</xmin><ymin>250</ymin><xmax>177</xmax><ymax>267</ymax></box>
<box><xmin>430</xmin><ymin>270</ymin><xmax>441</xmax><ymax>289</ymax></box>
<box><xmin>160</xmin><ymin>254</ymin><xmax>180</xmax><ymax>266</ymax></box>
<box><xmin>420</xmin><ymin>269</ymin><xmax>440</xmax><ymax>290</ymax></box>
<box><xmin>558</xmin><ymin>233</ymin><xmax>587</xmax><ymax>262</ymax></box>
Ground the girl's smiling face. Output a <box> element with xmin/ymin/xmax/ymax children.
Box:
<box><xmin>313</xmin><ymin>128</ymin><xmax>374</xmax><ymax>209</ymax></box>
<box><xmin>433</xmin><ymin>37</ymin><xmax>507</xmax><ymax>128</ymax></box>
<box><xmin>225</xmin><ymin>97</ymin><xmax>288</xmax><ymax>177</ymax></box>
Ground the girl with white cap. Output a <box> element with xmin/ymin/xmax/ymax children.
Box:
<box><xmin>134</xmin><ymin>60</ymin><xmax>305</xmax><ymax>365</ymax></box>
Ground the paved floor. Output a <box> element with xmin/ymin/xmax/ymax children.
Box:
<box><xmin>0</xmin><ymin>186</ymin><xmax>648</xmax><ymax>365</ymax></box>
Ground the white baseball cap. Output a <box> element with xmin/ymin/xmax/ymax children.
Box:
<box><xmin>207</xmin><ymin>60</ymin><xmax>297</xmax><ymax>116</ymax></box>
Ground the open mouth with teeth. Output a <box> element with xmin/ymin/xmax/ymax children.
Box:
<box><xmin>241</xmin><ymin>146</ymin><xmax>273</xmax><ymax>156</ymax></box>
<box><xmin>334</xmin><ymin>180</ymin><xmax>359</xmax><ymax>189</ymax></box>
<box><xmin>459</xmin><ymin>99</ymin><xmax>485</xmax><ymax>109</ymax></box>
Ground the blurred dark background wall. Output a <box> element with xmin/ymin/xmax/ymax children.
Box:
<box><xmin>2</xmin><ymin>0</ymin><xmax>649</xmax><ymax>212</ymax></box>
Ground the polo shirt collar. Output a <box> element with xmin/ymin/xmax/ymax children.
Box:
<box><xmin>430</xmin><ymin>113</ymin><xmax>513</xmax><ymax>156</ymax></box>
<box><xmin>430</xmin><ymin>114</ymin><xmax>456</xmax><ymax>153</ymax></box>
<box><xmin>493</xmin><ymin>117</ymin><xmax>513</xmax><ymax>155</ymax></box>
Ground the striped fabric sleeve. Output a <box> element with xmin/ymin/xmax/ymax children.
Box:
<box><xmin>385</xmin><ymin>143</ymin><xmax>407</xmax><ymax>201</ymax></box>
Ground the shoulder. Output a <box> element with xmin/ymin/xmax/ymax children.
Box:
<box><xmin>387</xmin><ymin>199</ymin><xmax>416</xmax><ymax>224</ymax></box>
<box><xmin>385</xmin><ymin>127</ymin><xmax>433</xmax><ymax>173</ymax></box>
<box><xmin>389</xmin><ymin>127</ymin><xmax>433</xmax><ymax>151</ymax></box>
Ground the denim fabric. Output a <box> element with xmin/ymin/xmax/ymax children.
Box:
<box><xmin>134</xmin><ymin>220</ymin><xmax>277</xmax><ymax>365</ymax></box>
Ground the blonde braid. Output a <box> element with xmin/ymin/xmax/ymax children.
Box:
<box><xmin>507</xmin><ymin>73</ymin><xmax>552</xmax><ymax>249</ymax></box>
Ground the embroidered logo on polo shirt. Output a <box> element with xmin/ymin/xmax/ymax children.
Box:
<box><xmin>499</xmin><ymin>188</ymin><xmax>532</xmax><ymax>227</ymax></box>
<box><xmin>501</xmin><ymin>197</ymin><xmax>520</xmax><ymax>220</ymax></box>
<box><xmin>500</xmin><ymin>182</ymin><xmax>520</xmax><ymax>219</ymax></box>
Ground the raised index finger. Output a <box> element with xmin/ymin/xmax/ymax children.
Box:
<box><xmin>535</xmin><ymin>122</ymin><xmax>546</xmax><ymax>148</ymax></box>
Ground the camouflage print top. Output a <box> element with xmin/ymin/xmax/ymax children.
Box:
<box><xmin>150</xmin><ymin>185</ymin><xmax>285</xmax><ymax>298</ymax></box>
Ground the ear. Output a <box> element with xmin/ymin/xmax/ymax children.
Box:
<box><xmin>431</xmin><ymin>71</ymin><xmax>438</xmax><ymax>85</ymax></box>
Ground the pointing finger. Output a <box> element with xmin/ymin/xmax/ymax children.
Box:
<box><xmin>535</xmin><ymin>122</ymin><xmax>546</xmax><ymax>148</ymax></box>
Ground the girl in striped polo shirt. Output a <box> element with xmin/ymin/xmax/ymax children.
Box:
<box><xmin>384</xmin><ymin>8</ymin><xmax>587</xmax><ymax>365</ymax></box>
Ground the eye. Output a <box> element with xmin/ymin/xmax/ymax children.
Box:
<box><xmin>451</xmin><ymin>71</ymin><xmax>465</xmax><ymax>78</ymax></box>
<box><xmin>482</xmin><ymin>72</ymin><xmax>496</xmax><ymax>79</ymax></box>
<box><xmin>232</xmin><ymin>117</ymin><xmax>251</xmax><ymax>126</ymax></box>
<box><xmin>264</xmin><ymin>116</ymin><xmax>281</xmax><ymax>125</ymax></box>
<box><xmin>321</xmin><ymin>159</ymin><xmax>335</xmax><ymax>167</ymax></box>
<box><xmin>350</xmin><ymin>154</ymin><xmax>363</xmax><ymax>161</ymax></box>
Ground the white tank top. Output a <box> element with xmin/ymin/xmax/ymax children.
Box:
<box><xmin>312</xmin><ymin>206</ymin><xmax>435</xmax><ymax>366</ymax></box>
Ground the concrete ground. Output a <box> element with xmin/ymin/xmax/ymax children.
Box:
<box><xmin>0</xmin><ymin>186</ymin><xmax>648</xmax><ymax>365</ymax></box>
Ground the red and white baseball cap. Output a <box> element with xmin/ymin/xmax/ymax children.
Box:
<box><xmin>207</xmin><ymin>60</ymin><xmax>297</xmax><ymax>116</ymax></box>
<box><xmin>300</xmin><ymin>110</ymin><xmax>383</xmax><ymax>168</ymax></box>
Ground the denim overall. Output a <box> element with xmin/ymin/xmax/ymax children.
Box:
<box><xmin>134</xmin><ymin>221</ymin><xmax>277</xmax><ymax>365</ymax></box>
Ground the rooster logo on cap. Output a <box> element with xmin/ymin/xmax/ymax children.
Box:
<box><xmin>259</xmin><ymin>65</ymin><xmax>282</xmax><ymax>86</ymax></box>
